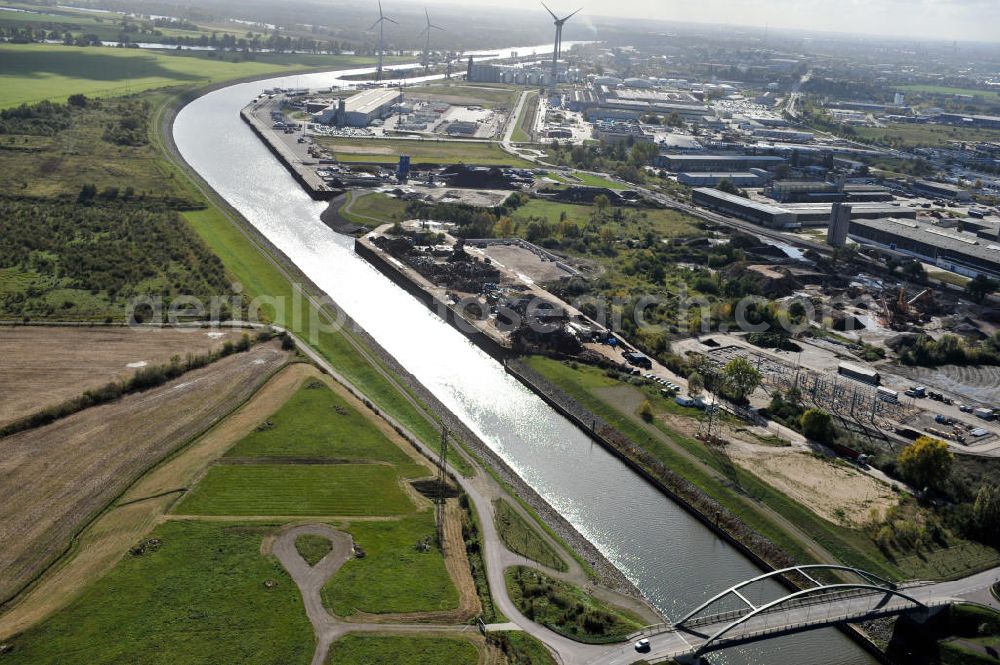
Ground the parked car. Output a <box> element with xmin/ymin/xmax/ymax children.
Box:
<box><xmin>634</xmin><ymin>638</ymin><xmax>651</xmax><ymax>653</ymax></box>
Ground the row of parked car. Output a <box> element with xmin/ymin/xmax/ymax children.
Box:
<box><xmin>643</xmin><ymin>372</ymin><xmax>680</xmax><ymax>394</ymax></box>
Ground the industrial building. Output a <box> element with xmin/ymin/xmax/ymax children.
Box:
<box><xmin>657</xmin><ymin>154</ymin><xmax>786</xmax><ymax>172</ymax></box>
<box><xmin>593</xmin><ymin>120</ymin><xmax>653</xmax><ymax>143</ymax></box>
<box><xmin>692</xmin><ymin>188</ymin><xmax>916</xmax><ymax>229</ymax></box>
<box><xmin>692</xmin><ymin>188</ymin><xmax>797</xmax><ymax>228</ymax></box>
<box><xmin>312</xmin><ymin>89</ymin><xmax>403</xmax><ymax>127</ymax></box>
<box><xmin>586</xmin><ymin>99</ymin><xmax>707</xmax><ymax>122</ymax></box>
<box><xmin>936</xmin><ymin>113</ymin><xmax>1000</xmax><ymax>130</ymax></box>
<box><xmin>466</xmin><ymin>58</ymin><xmax>573</xmax><ymax>86</ymax></box>
<box><xmin>848</xmin><ymin>217</ymin><xmax>1000</xmax><ymax>279</ymax></box>
<box><xmin>768</xmin><ymin>179</ymin><xmax>893</xmax><ymax>203</ymax></box>
<box><xmin>677</xmin><ymin>171</ymin><xmax>769</xmax><ymax>187</ymax></box>
<box><xmin>910</xmin><ymin>179</ymin><xmax>972</xmax><ymax>202</ymax></box>
<box><xmin>752</xmin><ymin>128</ymin><xmax>815</xmax><ymax>143</ymax></box>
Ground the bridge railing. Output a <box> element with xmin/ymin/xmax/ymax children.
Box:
<box><xmin>697</xmin><ymin>599</ymin><xmax>950</xmax><ymax>655</ymax></box>
<box><xmin>637</xmin><ymin>599</ymin><xmax>950</xmax><ymax>663</ymax></box>
<box><xmin>630</xmin><ymin>586</ymin><xmax>927</xmax><ymax>641</ymax></box>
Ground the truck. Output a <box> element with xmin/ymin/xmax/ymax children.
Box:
<box><xmin>974</xmin><ymin>407</ymin><xmax>995</xmax><ymax>421</ymax></box>
<box><xmin>622</xmin><ymin>351</ymin><xmax>653</xmax><ymax>369</ymax></box>
<box><xmin>877</xmin><ymin>387</ymin><xmax>899</xmax><ymax>403</ymax></box>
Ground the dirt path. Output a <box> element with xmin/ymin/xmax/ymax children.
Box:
<box><xmin>0</xmin><ymin>359</ymin><xmax>303</xmax><ymax>640</ymax></box>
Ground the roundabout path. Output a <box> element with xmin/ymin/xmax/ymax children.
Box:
<box><xmin>271</xmin><ymin>523</ymin><xmax>482</xmax><ymax>665</ymax></box>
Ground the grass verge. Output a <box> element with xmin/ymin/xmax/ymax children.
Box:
<box><xmin>460</xmin><ymin>493</ymin><xmax>502</xmax><ymax>623</ymax></box>
<box><xmin>325</xmin><ymin>634</ymin><xmax>479</xmax><ymax>665</ymax></box>
<box><xmin>494</xmin><ymin>499</ymin><xmax>567</xmax><ymax>572</ymax></box>
<box><xmin>512</xmin><ymin>91</ymin><xmax>537</xmax><ymax>143</ymax></box>
<box><xmin>505</xmin><ymin>566</ymin><xmax>643</xmax><ymax>644</ymax></box>
<box><xmin>488</xmin><ymin>631</ymin><xmax>558</xmax><ymax>665</ymax></box>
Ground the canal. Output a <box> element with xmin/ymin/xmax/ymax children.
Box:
<box><xmin>173</xmin><ymin>59</ymin><xmax>878</xmax><ymax>665</ymax></box>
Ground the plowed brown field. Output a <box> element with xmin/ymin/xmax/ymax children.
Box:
<box><xmin>0</xmin><ymin>342</ymin><xmax>289</xmax><ymax>605</ymax></box>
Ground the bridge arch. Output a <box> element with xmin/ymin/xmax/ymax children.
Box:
<box><xmin>675</xmin><ymin>564</ymin><xmax>901</xmax><ymax>627</ymax></box>
<box><xmin>690</xmin><ymin>582</ymin><xmax>927</xmax><ymax>656</ymax></box>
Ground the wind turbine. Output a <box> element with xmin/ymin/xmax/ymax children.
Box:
<box><xmin>419</xmin><ymin>8</ymin><xmax>445</xmax><ymax>74</ymax></box>
<box><xmin>370</xmin><ymin>0</ymin><xmax>397</xmax><ymax>82</ymax></box>
<box><xmin>541</xmin><ymin>2</ymin><xmax>581</xmax><ymax>93</ymax></box>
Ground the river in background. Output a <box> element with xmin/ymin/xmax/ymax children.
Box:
<box><xmin>173</xmin><ymin>59</ymin><xmax>878</xmax><ymax>665</ymax></box>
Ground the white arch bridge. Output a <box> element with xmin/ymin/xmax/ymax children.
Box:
<box><xmin>585</xmin><ymin>564</ymin><xmax>1000</xmax><ymax>665</ymax></box>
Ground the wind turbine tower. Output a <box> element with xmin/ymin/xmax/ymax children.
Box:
<box><xmin>370</xmin><ymin>1</ymin><xmax>397</xmax><ymax>82</ymax></box>
<box><xmin>541</xmin><ymin>2</ymin><xmax>580</xmax><ymax>94</ymax></box>
<box><xmin>419</xmin><ymin>8</ymin><xmax>445</xmax><ymax>74</ymax></box>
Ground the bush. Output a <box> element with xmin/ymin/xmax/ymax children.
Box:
<box><xmin>639</xmin><ymin>400</ymin><xmax>653</xmax><ymax>422</ymax></box>
<box><xmin>898</xmin><ymin>436</ymin><xmax>953</xmax><ymax>492</ymax></box>
<box><xmin>800</xmin><ymin>408</ymin><xmax>835</xmax><ymax>444</ymax></box>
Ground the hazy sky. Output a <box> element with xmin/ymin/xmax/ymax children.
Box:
<box><xmin>478</xmin><ymin>0</ymin><xmax>1000</xmax><ymax>43</ymax></box>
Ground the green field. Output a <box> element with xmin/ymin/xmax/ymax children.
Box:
<box><xmin>0</xmin><ymin>44</ymin><xmax>384</xmax><ymax>109</ymax></box>
<box><xmin>326</xmin><ymin>634</ymin><xmax>479</xmax><ymax>665</ymax></box>
<box><xmin>0</xmin><ymin>92</ymin><xmax>196</xmax><ymax>201</ymax></box>
<box><xmin>571</xmin><ymin>172</ymin><xmax>630</xmax><ymax>190</ymax></box>
<box><xmin>295</xmin><ymin>534</ymin><xmax>334</xmax><ymax>566</ymax></box>
<box><xmin>512</xmin><ymin>199</ymin><xmax>700</xmax><ymax>238</ymax></box>
<box><xmin>315</xmin><ymin>136</ymin><xmax>533</xmax><ymax>167</ymax></box>
<box><xmin>1</xmin><ymin>520</ymin><xmax>313</xmax><ymax>664</ymax></box>
<box><xmin>224</xmin><ymin>382</ymin><xmax>413</xmax><ymax>465</ymax></box>
<box><xmin>505</xmin><ymin>566</ymin><xmax>644</xmax><ymax>643</ymax></box>
<box><xmin>175</xmin><ymin>464</ymin><xmax>416</xmax><ymax>517</ymax></box>
<box><xmin>898</xmin><ymin>84</ymin><xmax>1000</xmax><ymax>100</ymax></box>
<box><xmin>340</xmin><ymin>191</ymin><xmax>410</xmax><ymax>229</ymax></box>
<box><xmin>321</xmin><ymin>512</ymin><xmax>459</xmax><ymax>615</ymax></box>
<box><xmin>494</xmin><ymin>499</ymin><xmax>567</xmax><ymax>572</ymax></box>
<box><xmin>408</xmin><ymin>82</ymin><xmax>520</xmax><ymax>109</ymax></box>
<box><xmin>852</xmin><ymin>122</ymin><xmax>1000</xmax><ymax>148</ymax></box>
<box><xmin>0</xmin><ymin>4</ymin><xmax>219</xmax><ymax>39</ymax></box>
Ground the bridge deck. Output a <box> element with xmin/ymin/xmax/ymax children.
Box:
<box><xmin>587</xmin><ymin>588</ymin><xmax>952</xmax><ymax>665</ymax></box>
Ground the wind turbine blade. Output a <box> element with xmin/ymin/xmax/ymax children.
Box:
<box><xmin>425</xmin><ymin>8</ymin><xmax>431</xmax><ymax>25</ymax></box>
<box><xmin>369</xmin><ymin>17</ymin><xmax>382</xmax><ymax>30</ymax></box>
<box><xmin>431</xmin><ymin>24</ymin><xmax>445</xmax><ymax>31</ymax></box>
<box><xmin>540</xmin><ymin>1</ymin><xmax>558</xmax><ymax>20</ymax></box>
<box><xmin>378</xmin><ymin>0</ymin><xmax>384</xmax><ymax>18</ymax></box>
<box><xmin>561</xmin><ymin>7</ymin><xmax>582</xmax><ymax>20</ymax></box>
<box><xmin>384</xmin><ymin>15</ymin><xmax>398</xmax><ymax>24</ymax></box>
